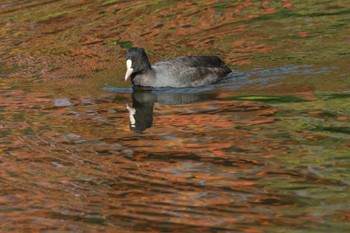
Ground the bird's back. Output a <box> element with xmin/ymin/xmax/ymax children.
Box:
<box><xmin>150</xmin><ymin>56</ymin><xmax>231</xmax><ymax>88</ymax></box>
<box><xmin>155</xmin><ymin>56</ymin><xmax>228</xmax><ymax>68</ymax></box>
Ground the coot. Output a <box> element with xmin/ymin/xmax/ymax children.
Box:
<box><xmin>125</xmin><ymin>47</ymin><xmax>231</xmax><ymax>88</ymax></box>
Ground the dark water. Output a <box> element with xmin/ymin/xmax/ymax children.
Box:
<box><xmin>1</xmin><ymin>1</ymin><xmax>350</xmax><ymax>232</ymax></box>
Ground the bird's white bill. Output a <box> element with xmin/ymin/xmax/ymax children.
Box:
<box><xmin>125</xmin><ymin>59</ymin><xmax>133</xmax><ymax>81</ymax></box>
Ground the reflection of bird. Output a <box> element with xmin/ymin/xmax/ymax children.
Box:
<box><xmin>125</xmin><ymin>47</ymin><xmax>231</xmax><ymax>88</ymax></box>
<box><xmin>126</xmin><ymin>90</ymin><xmax>217</xmax><ymax>133</ymax></box>
<box><xmin>127</xmin><ymin>91</ymin><xmax>155</xmax><ymax>133</ymax></box>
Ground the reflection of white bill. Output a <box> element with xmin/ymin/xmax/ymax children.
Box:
<box><xmin>126</xmin><ymin>103</ymin><xmax>136</xmax><ymax>127</ymax></box>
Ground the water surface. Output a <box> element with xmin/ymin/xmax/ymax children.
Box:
<box><xmin>1</xmin><ymin>1</ymin><xmax>350</xmax><ymax>232</ymax></box>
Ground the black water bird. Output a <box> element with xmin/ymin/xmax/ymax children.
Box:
<box><xmin>125</xmin><ymin>47</ymin><xmax>231</xmax><ymax>88</ymax></box>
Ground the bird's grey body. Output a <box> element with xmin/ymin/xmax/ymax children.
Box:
<box><xmin>125</xmin><ymin>48</ymin><xmax>231</xmax><ymax>88</ymax></box>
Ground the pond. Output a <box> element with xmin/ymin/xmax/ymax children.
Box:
<box><xmin>1</xmin><ymin>1</ymin><xmax>350</xmax><ymax>232</ymax></box>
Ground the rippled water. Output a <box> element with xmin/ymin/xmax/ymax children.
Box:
<box><xmin>1</xmin><ymin>1</ymin><xmax>350</xmax><ymax>232</ymax></box>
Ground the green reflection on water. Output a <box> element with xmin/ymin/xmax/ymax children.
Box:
<box><xmin>222</xmin><ymin>95</ymin><xmax>306</xmax><ymax>103</ymax></box>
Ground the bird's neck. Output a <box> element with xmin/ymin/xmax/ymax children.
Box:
<box><xmin>132</xmin><ymin>69</ymin><xmax>156</xmax><ymax>87</ymax></box>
